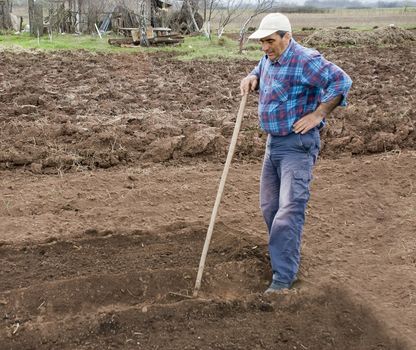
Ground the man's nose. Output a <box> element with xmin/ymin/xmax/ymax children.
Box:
<box><xmin>261</xmin><ymin>43</ymin><xmax>269</xmax><ymax>52</ymax></box>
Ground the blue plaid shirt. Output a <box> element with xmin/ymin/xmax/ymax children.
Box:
<box><xmin>250</xmin><ymin>39</ymin><xmax>352</xmax><ymax>136</ymax></box>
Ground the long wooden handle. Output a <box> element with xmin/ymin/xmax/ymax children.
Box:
<box><xmin>193</xmin><ymin>94</ymin><xmax>248</xmax><ymax>297</ymax></box>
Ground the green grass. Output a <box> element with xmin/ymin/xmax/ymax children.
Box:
<box><xmin>0</xmin><ymin>32</ymin><xmax>263</xmax><ymax>61</ymax></box>
<box><xmin>0</xmin><ymin>32</ymin><xmax>133</xmax><ymax>52</ymax></box>
<box><xmin>2</xmin><ymin>7</ymin><xmax>414</xmax><ymax>58</ymax></box>
<box><xmin>150</xmin><ymin>35</ymin><xmax>263</xmax><ymax>61</ymax></box>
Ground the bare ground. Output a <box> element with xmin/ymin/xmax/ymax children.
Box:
<box><xmin>0</xmin><ymin>34</ymin><xmax>415</xmax><ymax>349</ymax></box>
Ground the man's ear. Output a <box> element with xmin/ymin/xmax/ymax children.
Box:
<box><xmin>284</xmin><ymin>32</ymin><xmax>292</xmax><ymax>40</ymax></box>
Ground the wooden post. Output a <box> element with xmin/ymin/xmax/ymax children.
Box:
<box><xmin>28</xmin><ymin>0</ymin><xmax>44</xmax><ymax>37</ymax></box>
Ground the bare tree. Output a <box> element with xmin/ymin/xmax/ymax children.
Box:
<box><xmin>44</xmin><ymin>0</ymin><xmax>116</xmax><ymax>34</ymax></box>
<box><xmin>28</xmin><ymin>0</ymin><xmax>44</xmax><ymax>36</ymax></box>
<box><xmin>238</xmin><ymin>0</ymin><xmax>274</xmax><ymax>53</ymax></box>
<box><xmin>139</xmin><ymin>0</ymin><xmax>149</xmax><ymax>46</ymax></box>
<box><xmin>0</xmin><ymin>0</ymin><xmax>13</xmax><ymax>30</ymax></box>
<box><xmin>201</xmin><ymin>0</ymin><xmax>218</xmax><ymax>39</ymax></box>
<box><xmin>185</xmin><ymin>0</ymin><xmax>199</xmax><ymax>31</ymax></box>
<box><xmin>169</xmin><ymin>0</ymin><xmax>202</xmax><ymax>34</ymax></box>
<box><xmin>216</xmin><ymin>0</ymin><xmax>243</xmax><ymax>38</ymax></box>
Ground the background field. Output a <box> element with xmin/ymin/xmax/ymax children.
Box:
<box><xmin>216</xmin><ymin>7</ymin><xmax>416</xmax><ymax>31</ymax></box>
<box><xmin>288</xmin><ymin>8</ymin><xmax>416</xmax><ymax>29</ymax></box>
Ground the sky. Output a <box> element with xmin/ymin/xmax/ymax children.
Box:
<box><xmin>286</xmin><ymin>0</ymin><xmax>407</xmax><ymax>3</ymax></box>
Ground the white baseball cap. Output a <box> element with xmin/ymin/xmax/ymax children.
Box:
<box><xmin>249</xmin><ymin>13</ymin><xmax>292</xmax><ymax>40</ymax></box>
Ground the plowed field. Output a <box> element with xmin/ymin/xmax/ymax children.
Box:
<box><xmin>1</xmin><ymin>36</ymin><xmax>415</xmax><ymax>349</ymax></box>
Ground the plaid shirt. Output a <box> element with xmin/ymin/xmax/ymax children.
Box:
<box><xmin>250</xmin><ymin>39</ymin><xmax>352</xmax><ymax>136</ymax></box>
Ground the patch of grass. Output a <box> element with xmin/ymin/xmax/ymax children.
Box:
<box><xmin>0</xmin><ymin>32</ymin><xmax>133</xmax><ymax>52</ymax></box>
<box><xmin>157</xmin><ymin>35</ymin><xmax>262</xmax><ymax>61</ymax></box>
<box><xmin>0</xmin><ymin>32</ymin><xmax>263</xmax><ymax>61</ymax></box>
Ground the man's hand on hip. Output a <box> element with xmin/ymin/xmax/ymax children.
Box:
<box><xmin>293</xmin><ymin>96</ymin><xmax>342</xmax><ymax>134</ymax></box>
<box><xmin>293</xmin><ymin>111</ymin><xmax>325</xmax><ymax>134</ymax></box>
<box><xmin>240</xmin><ymin>75</ymin><xmax>258</xmax><ymax>95</ymax></box>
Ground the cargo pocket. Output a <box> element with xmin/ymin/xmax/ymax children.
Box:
<box><xmin>291</xmin><ymin>170</ymin><xmax>311</xmax><ymax>201</ymax></box>
<box><xmin>298</xmin><ymin>131</ymin><xmax>316</xmax><ymax>153</ymax></box>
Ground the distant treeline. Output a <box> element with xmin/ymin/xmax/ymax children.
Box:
<box><xmin>276</xmin><ymin>0</ymin><xmax>416</xmax><ymax>10</ymax></box>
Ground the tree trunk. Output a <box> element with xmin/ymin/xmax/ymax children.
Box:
<box><xmin>28</xmin><ymin>0</ymin><xmax>44</xmax><ymax>37</ymax></box>
<box><xmin>139</xmin><ymin>1</ymin><xmax>149</xmax><ymax>47</ymax></box>
<box><xmin>75</xmin><ymin>0</ymin><xmax>81</xmax><ymax>33</ymax></box>
<box><xmin>238</xmin><ymin>16</ymin><xmax>252</xmax><ymax>53</ymax></box>
<box><xmin>0</xmin><ymin>0</ymin><xmax>13</xmax><ymax>30</ymax></box>
<box><xmin>202</xmin><ymin>20</ymin><xmax>211</xmax><ymax>40</ymax></box>
<box><xmin>185</xmin><ymin>0</ymin><xmax>199</xmax><ymax>32</ymax></box>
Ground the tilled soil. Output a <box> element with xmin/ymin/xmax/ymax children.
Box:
<box><xmin>0</xmin><ymin>42</ymin><xmax>415</xmax><ymax>171</ymax></box>
<box><xmin>0</xmin><ymin>37</ymin><xmax>415</xmax><ymax>349</ymax></box>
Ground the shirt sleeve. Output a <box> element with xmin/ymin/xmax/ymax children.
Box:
<box><xmin>301</xmin><ymin>55</ymin><xmax>352</xmax><ymax>107</ymax></box>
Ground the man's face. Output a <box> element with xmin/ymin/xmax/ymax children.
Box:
<box><xmin>259</xmin><ymin>32</ymin><xmax>291</xmax><ymax>61</ymax></box>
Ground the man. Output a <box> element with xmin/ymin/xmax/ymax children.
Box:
<box><xmin>240</xmin><ymin>13</ymin><xmax>352</xmax><ymax>293</ymax></box>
